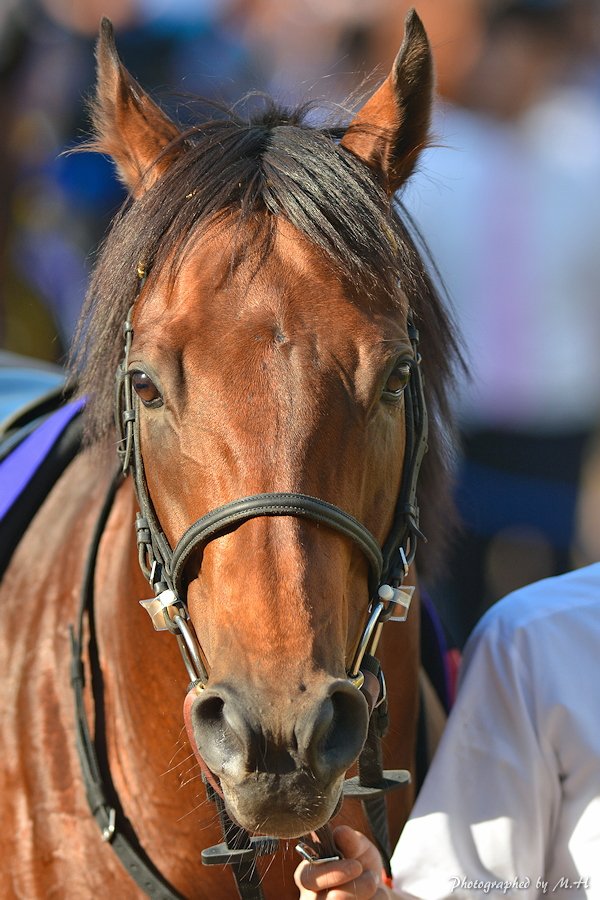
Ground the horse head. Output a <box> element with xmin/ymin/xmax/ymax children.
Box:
<box><xmin>81</xmin><ymin>11</ymin><xmax>444</xmax><ymax>840</ymax></box>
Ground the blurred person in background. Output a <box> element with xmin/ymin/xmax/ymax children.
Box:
<box><xmin>0</xmin><ymin>0</ymin><xmax>135</xmax><ymax>362</ymax></box>
<box><xmin>0</xmin><ymin>0</ymin><xmax>260</xmax><ymax>364</ymax></box>
<box><xmin>399</xmin><ymin>0</ymin><xmax>600</xmax><ymax>646</ymax></box>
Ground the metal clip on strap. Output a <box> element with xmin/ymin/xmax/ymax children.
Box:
<box><xmin>295</xmin><ymin>825</ymin><xmax>341</xmax><ymax>866</ymax></box>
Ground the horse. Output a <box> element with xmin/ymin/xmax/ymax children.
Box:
<box><xmin>0</xmin><ymin>10</ymin><xmax>460</xmax><ymax>899</ymax></box>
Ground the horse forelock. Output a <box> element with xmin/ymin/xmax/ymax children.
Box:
<box><xmin>69</xmin><ymin>98</ymin><xmax>463</xmax><ymax>576</ymax></box>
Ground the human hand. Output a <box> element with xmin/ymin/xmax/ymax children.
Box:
<box><xmin>294</xmin><ymin>825</ymin><xmax>396</xmax><ymax>899</ymax></box>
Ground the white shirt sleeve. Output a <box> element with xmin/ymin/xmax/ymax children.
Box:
<box><xmin>391</xmin><ymin>609</ymin><xmax>560</xmax><ymax>899</ymax></box>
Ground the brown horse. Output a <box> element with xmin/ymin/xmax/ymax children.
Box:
<box><xmin>0</xmin><ymin>11</ymin><xmax>460</xmax><ymax>899</ymax></box>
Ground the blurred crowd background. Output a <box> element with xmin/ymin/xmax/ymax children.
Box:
<box><xmin>1</xmin><ymin>0</ymin><xmax>600</xmax><ymax>645</ymax></box>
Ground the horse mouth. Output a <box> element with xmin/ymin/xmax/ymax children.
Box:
<box><xmin>220</xmin><ymin>771</ymin><xmax>345</xmax><ymax>839</ymax></box>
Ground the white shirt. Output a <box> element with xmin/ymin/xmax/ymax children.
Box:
<box><xmin>392</xmin><ymin>563</ymin><xmax>600</xmax><ymax>899</ymax></box>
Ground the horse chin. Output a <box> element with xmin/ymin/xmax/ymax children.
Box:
<box><xmin>221</xmin><ymin>772</ymin><xmax>344</xmax><ymax>839</ymax></box>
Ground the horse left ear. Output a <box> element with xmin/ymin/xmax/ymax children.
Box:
<box><xmin>341</xmin><ymin>9</ymin><xmax>434</xmax><ymax>194</ymax></box>
<box><xmin>91</xmin><ymin>17</ymin><xmax>184</xmax><ymax>197</ymax></box>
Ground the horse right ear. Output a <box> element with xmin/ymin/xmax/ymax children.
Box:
<box><xmin>340</xmin><ymin>9</ymin><xmax>434</xmax><ymax>194</ymax></box>
<box><xmin>91</xmin><ymin>18</ymin><xmax>184</xmax><ymax>197</ymax></box>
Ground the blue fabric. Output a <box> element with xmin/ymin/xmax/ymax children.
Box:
<box><xmin>0</xmin><ymin>399</ymin><xmax>84</xmax><ymax>521</ymax></box>
<box><xmin>0</xmin><ymin>367</ymin><xmax>64</xmax><ymax>423</ymax></box>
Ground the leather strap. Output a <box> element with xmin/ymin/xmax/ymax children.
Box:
<box><xmin>380</xmin><ymin>321</ymin><xmax>428</xmax><ymax>583</ymax></box>
<box><xmin>170</xmin><ymin>492</ymin><xmax>384</xmax><ymax>598</ymax></box>
<box><xmin>356</xmin><ymin>653</ymin><xmax>393</xmax><ymax>877</ymax></box>
<box><xmin>212</xmin><ymin>791</ymin><xmax>267</xmax><ymax>900</ymax></box>
<box><xmin>70</xmin><ymin>473</ymin><xmax>185</xmax><ymax>900</ymax></box>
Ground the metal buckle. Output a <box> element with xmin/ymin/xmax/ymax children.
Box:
<box><xmin>201</xmin><ymin>836</ymin><xmax>279</xmax><ymax>866</ymax></box>
<box><xmin>342</xmin><ymin>769</ymin><xmax>410</xmax><ymax>800</ymax></box>
<box><xmin>399</xmin><ymin>546</ymin><xmax>409</xmax><ymax>578</ymax></box>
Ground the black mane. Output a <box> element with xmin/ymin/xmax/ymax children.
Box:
<box><xmin>69</xmin><ymin>99</ymin><xmax>462</xmax><ymax>573</ymax></box>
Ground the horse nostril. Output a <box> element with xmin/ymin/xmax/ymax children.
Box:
<box><xmin>301</xmin><ymin>681</ymin><xmax>369</xmax><ymax>782</ymax></box>
<box><xmin>188</xmin><ymin>680</ymin><xmax>368</xmax><ymax>786</ymax></box>
<box><xmin>197</xmin><ymin>694</ymin><xmax>225</xmax><ymax>728</ymax></box>
<box><xmin>324</xmin><ymin>687</ymin><xmax>365</xmax><ymax>760</ymax></box>
<box><xmin>190</xmin><ymin>688</ymin><xmax>250</xmax><ymax>778</ymax></box>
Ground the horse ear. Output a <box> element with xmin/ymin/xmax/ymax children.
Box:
<box><xmin>340</xmin><ymin>9</ymin><xmax>433</xmax><ymax>193</ymax></box>
<box><xmin>92</xmin><ymin>18</ymin><xmax>184</xmax><ymax>197</ymax></box>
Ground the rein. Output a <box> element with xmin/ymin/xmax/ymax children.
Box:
<box><xmin>71</xmin><ymin>278</ymin><xmax>429</xmax><ymax>899</ymax></box>
<box><xmin>70</xmin><ymin>474</ymin><xmax>187</xmax><ymax>900</ymax></box>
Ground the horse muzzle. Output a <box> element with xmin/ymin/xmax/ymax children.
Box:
<box><xmin>183</xmin><ymin>677</ymin><xmax>369</xmax><ymax>837</ymax></box>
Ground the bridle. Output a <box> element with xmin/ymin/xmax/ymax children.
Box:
<box><xmin>72</xmin><ymin>267</ymin><xmax>429</xmax><ymax>900</ymax></box>
<box><xmin>115</xmin><ymin>277</ymin><xmax>428</xmax><ymax>693</ymax></box>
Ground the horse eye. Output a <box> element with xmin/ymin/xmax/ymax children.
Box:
<box><xmin>131</xmin><ymin>371</ymin><xmax>163</xmax><ymax>408</ymax></box>
<box><xmin>382</xmin><ymin>363</ymin><xmax>411</xmax><ymax>402</ymax></box>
